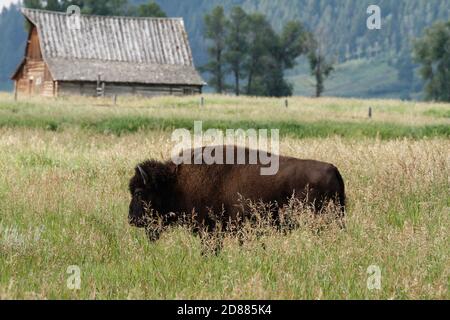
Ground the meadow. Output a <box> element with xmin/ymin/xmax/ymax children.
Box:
<box><xmin>0</xmin><ymin>93</ymin><xmax>448</xmax><ymax>299</ymax></box>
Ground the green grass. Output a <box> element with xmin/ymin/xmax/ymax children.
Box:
<box><xmin>1</xmin><ymin>113</ymin><xmax>449</xmax><ymax>139</ymax></box>
<box><xmin>0</xmin><ymin>93</ymin><xmax>449</xmax><ymax>299</ymax></box>
<box><xmin>288</xmin><ymin>57</ymin><xmax>426</xmax><ymax>100</ymax></box>
<box><xmin>424</xmin><ymin>108</ymin><xmax>450</xmax><ymax>119</ymax></box>
<box><xmin>0</xmin><ymin>94</ymin><xmax>449</xmax><ymax>139</ymax></box>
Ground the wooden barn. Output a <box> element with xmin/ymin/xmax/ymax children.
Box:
<box><xmin>12</xmin><ymin>8</ymin><xmax>205</xmax><ymax>98</ymax></box>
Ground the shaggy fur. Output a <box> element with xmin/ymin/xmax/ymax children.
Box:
<box><xmin>128</xmin><ymin>146</ymin><xmax>346</xmax><ymax>249</ymax></box>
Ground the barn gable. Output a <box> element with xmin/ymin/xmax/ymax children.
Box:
<box><xmin>12</xmin><ymin>8</ymin><xmax>205</xmax><ymax>97</ymax></box>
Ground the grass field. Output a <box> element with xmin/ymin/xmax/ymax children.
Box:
<box><xmin>0</xmin><ymin>93</ymin><xmax>448</xmax><ymax>299</ymax></box>
<box><xmin>288</xmin><ymin>58</ymin><xmax>422</xmax><ymax>100</ymax></box>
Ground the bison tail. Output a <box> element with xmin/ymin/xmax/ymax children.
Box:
<box><xmin>334</xmin><ymin>168</ymin><xmax>346</xmax><ymax>215</ymax></box>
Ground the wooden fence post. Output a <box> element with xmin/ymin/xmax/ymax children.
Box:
<box><xmin>368</xmin><ymin>107</ymin><xmax>373</xmax><ymax>119</ymax></box>
<box><xmin>96</xmin><ymin>74</ymin><xmax>104</xmax><ymax>97</ymax></box>
<box><xmin>14</xmin><ymin>81</ymin><xmax>17</xmax><ymax>101</ymax></box>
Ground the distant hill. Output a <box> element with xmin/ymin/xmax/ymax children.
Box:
<box><xmin>1</xmin><ymin>0</ymin><xmax>449</xmax><ymax>98</ymax></box>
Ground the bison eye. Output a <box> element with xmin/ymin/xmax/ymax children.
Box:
<box><xmin>134</xmin><ymin>188</ymin><xmax>144</xmax><ymax>197</ymax></box>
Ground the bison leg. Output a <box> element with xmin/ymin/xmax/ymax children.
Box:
<box><xmin>197</xmin><ymin>214</ymin><xmax>224</xmax><ymax>256</ymax></box>
<box><xmin>200</xmin><ymin>230</ymin><xmax>223</xmax><ymax>256</ymax></box>
<box><xmin>145</xmin><ymin>225</ymin><xmax>162</xmax><ymax>242</ymax></box>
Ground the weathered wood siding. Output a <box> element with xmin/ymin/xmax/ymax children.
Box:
<box><xmin>58</xmin><ymin>82</ymin><xmax>202</xmax><ymax>97</ymax></box>
<box><xmin>13</xmin><ymin>11</ymin><xmax>204</xmax><ymax>98</ymax></box>
<box><xmin>14</xmin><ymin>26</ymin><xmax>54</xmax><ymax>97</ymax></box>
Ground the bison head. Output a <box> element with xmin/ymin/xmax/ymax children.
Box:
<box><xmin>128</xmin><ymin>160</ymin><xmax>177</xmax><ymax>240</ymax></box>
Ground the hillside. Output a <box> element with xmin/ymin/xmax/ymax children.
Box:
<box><xmin>0</xmin><ymin>0</ymin><xmax>449</xmax><ymax>98</ymax></box>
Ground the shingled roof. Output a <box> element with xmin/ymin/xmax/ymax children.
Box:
<box><xmin>18</xmin><ymin>8</ymin><xmax>205</xmax><ymax>85</ymax></box>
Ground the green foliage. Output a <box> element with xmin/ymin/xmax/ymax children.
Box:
<box><xmin>0</xmin><ymin>98</ymin><xmax>449</xmax><ymax>139</ymax></box>
<box><xmin>204</xmin><ymin>7</ymin><xmax>309</xmax><ymax>97</ymax></box>
<box><xmin>262</xmin><ymin>20</ymin><xmax>309</xmax><ymax>97</ymax></box>
<box><xmin>2</xmin><ymin>0</ymin><xmax>449</xmax><ymax>99</ymax></box>
<box><xmin>202</xmin><ymin>6</ymin><xmax>228</xmax><ymax>93</ymax></box>
<box><xmin>23</xmin><ymin>0</ymin><xmax>156</xmax><ymax>17</ymax></box>
<box><xmin>45</xmin><ymin>0</ymin><xmax>63</xmax><ymax>11</ymax></box>
<box><xmin>83</xmin><ymin>0</ymin><xmax>129</xmax><ymax>16</ymax></box>
<box><xmin>0</xmin><ymin>94</ymin><xmax>448</xmax><ymax>299</ymax></box>
<box><xmin>414</xmin><ymin>21</ymin><xmax>450</xmax><ymax>102</ymax></box>
<box><xmin>308</xmin><ymin>38</ymin><xmax>335</xmax><ymax>98</ymax></box>
<box><xmin>244</xmin><ymin>13</ymin><xmax>276</xmax><ymax>96</ymax></box>
<box><xmin>308</xmin><ymin>53</ymin><xmax>334</xmax><ymax>98</ymax></box>
<box><xmin>224</xmin><ymin>7</ymin><xmax>250</xmax><ymax>95</ymax></box>
<box><xmin>424</xmin><ymin>108</ymin><xmax>450</xmax><ymax>118</ymax></box>
<box><xmin>136</xmin><ymin>1</ymin><xmax>167</xmax><ymax>17</ymax></box>
<box><xmin>279</xmin><ymin>21</ymin><xmax>309</xmax><ymax>69</ymax></box>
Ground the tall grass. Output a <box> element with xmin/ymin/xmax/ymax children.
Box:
<box><xmin>0</xmin><ymin>126</ymin><xmax>448</xmax><ymax>299</ymax></box>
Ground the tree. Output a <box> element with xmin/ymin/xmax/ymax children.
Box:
<box><xmin>244</xmin><ymin>13</ymin><xmax>276</xmax><ymax>95</ymax></box>
<box><xmin>45</xmin><ymin>0</ymin><xmax>63</xmax><ymax>11</ymax></box>
<box><xmin>202</xmin><ymin>7</ymin><xmax>310</xmax><ymax>97</ymax></box>
<box><xmin>224</xmin><ymin>6</ymin><xmax>249</xmax><ymax>96</ymax></box>
<box><xmin>82</xmin><ymin>0</ymin><xmax>129</xmax><ymax>16</ymax></box>
<box><xmin>278</xmin><ymin>21</ymin><xmax>309</xmax><ymax>69</ymax></box>
<box><xmin>263</xmin><ymin>20</ymin><xmax>309</xmax><ymax>97</ymax></box>
<box><xmin>308</xmin><ymin>34</ymin><xmax>335</xmax><ymax>98</ymax></box>
<box><xmin>23</xmin><ymin>0</ymin><xmax>44</xmax><ymax>9</ymax></box>
<box><xmin>413</xmin><ymin>21</ymin><xmax>450</xmax><ymax>102</ymax></box>
<box><xmin>59</xmin><ymin>1</ymin><xmax>85</xmax><ymax>12</ymax></box>
<box><xmin>23</xmin><ymin>0</ymin><xmax>129</xmax><ymax>16</ymax></box>
<box><xmin>137</xmin><ymin>1</ymin><xmax>167</xmax><ymax>18</ymax></box>
<box><xmin>202</xmin><ymin>6</ymin><xmax>228</xmax><ymax>93</ymax></box>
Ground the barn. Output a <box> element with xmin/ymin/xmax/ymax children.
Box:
<box><xmin>11</xmin><ymin>8</ymin><xmax>205</xmax><ymax>98</ymax></box>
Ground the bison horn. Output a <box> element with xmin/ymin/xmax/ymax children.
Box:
<box><xmin>137</xmin><ymin>165</ymin><xmax>149</xmax><ymax>186</ymax></box>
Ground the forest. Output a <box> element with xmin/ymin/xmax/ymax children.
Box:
<box><xmin>0</xmin><ymin>0</ymin><xmax>449</xmax><ymax>98</ymax></box>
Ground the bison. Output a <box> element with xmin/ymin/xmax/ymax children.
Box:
<box><xmin>128</xmin><ymin>145</ymin><xmax>345</xmax><ymax>253</ymax></box>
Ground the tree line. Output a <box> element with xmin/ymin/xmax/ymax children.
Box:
<box><xmin>202</xmin><ymin>6</ymin><xmax>334</xmax><ymax>97</ymax></box>
<box><xmin>1</xmin><ymin>1</ymin><xmax>448</xmax><ymax>101</ymax></box>
<box><xmin>23</xmin><ymin>0</ymin><xmax>167</xmax><ymax>18</ymax></box>
<box><xmin>413</xmin><ymin>21</ymin><xmax>450</xmax><ymax>102</ymax></box>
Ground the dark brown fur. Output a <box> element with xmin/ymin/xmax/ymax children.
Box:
<box><xmin>128</xmin><ymin>146</ymin><xmax>345</xmax><ymax>251</ymax></box>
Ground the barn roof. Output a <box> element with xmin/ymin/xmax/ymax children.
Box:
<box><xmin>16</xmin><ymin>8</ymin><xmax>205</xmax><ymax>86</ymax></box>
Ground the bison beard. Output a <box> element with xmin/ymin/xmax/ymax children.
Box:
<box><xmin>128</xmin><ymin>146</ymin><xmax>346</xmax><ymax>254</ymax></box>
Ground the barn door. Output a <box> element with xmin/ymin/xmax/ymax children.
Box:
<box><xmin>28</xmin><ymin>79</ymin><xmax>33</xmax><ymax>95</ymax></box>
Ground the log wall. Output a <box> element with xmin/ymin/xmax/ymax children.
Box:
<box><xmin>58</xmin><ymin>82</ymin><xmax>202</xmax><ymax>97</ymax></box>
